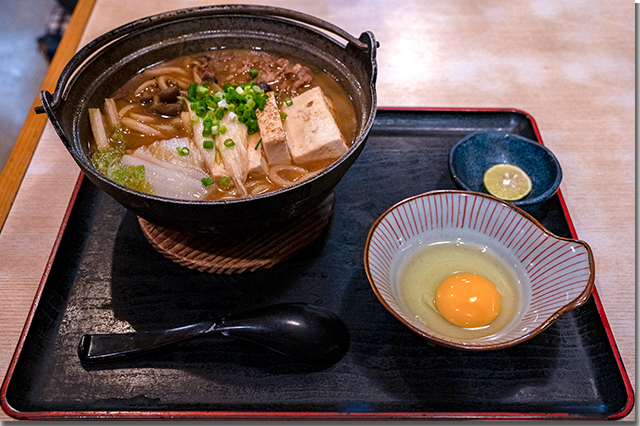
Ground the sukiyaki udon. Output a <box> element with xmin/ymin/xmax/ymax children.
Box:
<box><xmin>89</xmin><ymin>49</ymin><xmax>358</xmax><ymax>200</ymax></box>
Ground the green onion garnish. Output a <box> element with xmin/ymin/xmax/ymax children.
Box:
<box><xmin>189</xmin><ymin>82</ymin><xmax>268</xmax><ymax>136</ymax></box>
<box><xmin>220</xmin><ymin>176</ymin><xmax>231</xmax><ymax>187</ymax></box>
<box><xmin>248</xmin><ymin>69</ymin><xmax>258</xmax><ymax>78</ymax></box>
<box><xmin>255</xmin><ymin>138</ymin><xmax>262</xmax><ymax>150</ymax></box>
<box><xmin>280</xmin><ymin>112</ymin><xmax>288</xmax><ymax>120</ymax></box>
<box><xmin>176</xmin><ymin>147</ymin><xmax>190</xmax><ymax>156</ymax></box>
<box><xmin>202</xmin><ymin>117</ymin><xmax>213</xmax><ymax>137</ymax></box>
<box><xmin>203</xmin><ymin>140</ymin><xmax>214</xmax><ymax>150</ymax></box>
<box><xmin>224</xmin><ymin>138</ymin><xmax>235</xmax><ymax>147</ymax></box>
<box><xmin>187</xmin><ymin>83</ymin><xmax>198</xmax><ymax>100</ymax></box>
<box><xmin>196</xmin><ymin>85</ymin><xmax>209</xmax><ymax>98</ymax></box>
<box><xmin>201</xmin><ymin>177</ymin><xmax>214</xmax><ymax>187</ymax></box>
<box><xmin>285</xmin><ymin>97</ymin><xmax>293</xmax><ymax>106</ymax></box>
<box><xmin>190</xmin><ymin>99</ymin><xmax>207</xmax><ymax>118</ymax></box>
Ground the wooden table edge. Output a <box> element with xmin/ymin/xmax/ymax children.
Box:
<box><xmin>0</xmin><ymin>0</ymin><xmax>97</xmax><ymax>232</ymax></box>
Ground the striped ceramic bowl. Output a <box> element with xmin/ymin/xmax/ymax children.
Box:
<box><xmin>364</xmin><ymin>190</ymin><xmax>594</xmax><ymax>350</ymax></box>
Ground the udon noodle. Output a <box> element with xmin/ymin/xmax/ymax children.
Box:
<box><xmin>89</xmin><ymin>49</ymin><xmax>357</xmax><ymax>201</ymax></box>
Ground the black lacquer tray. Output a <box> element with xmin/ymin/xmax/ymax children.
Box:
<box><xmin>1</xmin><ymin>108</ymin><xmax>634</xmax><ymax>420</ymax></box>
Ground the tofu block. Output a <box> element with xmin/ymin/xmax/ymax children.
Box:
<box><xmin>207</xmin><ymin>158</ymin><xmax>228</xmax><ymax>181</ymax></box>
<box><xmin>246</xmin><ymin>132</ymin><xmax>268</xmax><ymax>176</ymax></box>
<box><xmin>256</xmin><ymin>92</ymin><xmax>292</xmax><ymax>165</ymax></box>
<box><xmin>281</xmin><ymin>87</ymin><xmax>348</xmax><ymax>165</ymax></box>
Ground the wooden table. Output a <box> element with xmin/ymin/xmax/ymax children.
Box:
<box><xmin>0</xmin><ymin>0</ymin><xmax>634</xmax><ymax>420</ymax></box>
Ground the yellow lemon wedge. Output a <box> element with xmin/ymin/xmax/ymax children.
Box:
<box><xmin>483</xmin><ymin>163</ymin><xmax>532</xmax><ymax>201</ymax></box>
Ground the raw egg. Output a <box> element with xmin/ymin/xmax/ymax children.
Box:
<box><xmin>398</xmin><ymin>238</ymin><xmax>522</xmax><ymax>340</ymax></box>
<box><xmin>435</xmin><ymin>274</ymin><xmax>501</xmax><ymax>327</ymax></box>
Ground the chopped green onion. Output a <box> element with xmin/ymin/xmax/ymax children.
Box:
<box><xmin>196</xmin><ymin>85</ymin><xmax>209</xmax><ymax>97</ymax></box>
<box><xmin>255</xmin><ymin>138</ymin><xmax>262</xmax><ymax>150</ymax></box>
<box><xmin>280</xmin><ymin>112</ymin><xmax>288</xmax><ymax>120</ymax></box>
<box><xmin>201</xmin><ymin>177</ymin><xmax>214</xmax><ymax>187</ymax></box>
<box><xmin>285</xmin><ymin>97</ymin><xmax>293</xmax><ymax>106</ymax></box>
<box><xmin>191</xmin><ymin>99</ymin><xmax>207</xmax><ymax>118</ymax></box>
<box><xmin>214</xmin><ymin>108</ymin><xmax>226</xmax><ymax>120</ymax></box>
<box><xmin>203</xmin><ymin>140</ymin><xmax>214</xmax><ymax>150</ymax></box>
<box><xmin>248</xmin><ymin>69</ymin><xmax>258</xmax><ymax>78</ymax></box>
<box><xmin>205</xmin><ymin>99</ymin><xmax>217</xmax><ymax>109</ymax></box>
<box><xmin>187</xmin><ymin>83</ymin><xmax>198</xmax><ymax>100</ymax></box>
<box><xmin>202</xmin><ymin>117</ymin><xmax>213</xmax><ymax>137</ymax></box>
<box><xmin>220</xmin><ymin>176</ymin><xmax>231</xmax><ymax>187</ymax></box>
<box><xmin>245</xmin><ymin>117</ymin><xmax>256</xmax><ymax>129</ymax></box>
<box><xmin>189</xmin><ymin>82</ymin><xmax>268</xmax><ymax>138</ymax></box>
<box><xmin>224</xmin><ymin>138</ymin><xmax>235</xmax><ymax>147</ymax></box>
<box><xmin>176</xmin><ymin>147</ymin><xmax>190</xmax><ymax>156</ymax></box>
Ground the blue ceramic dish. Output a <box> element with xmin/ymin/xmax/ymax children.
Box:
<box><xmin>449</xmin><ymin>131</ymin><xmax>562</xmax><ymax>212</ymax></box>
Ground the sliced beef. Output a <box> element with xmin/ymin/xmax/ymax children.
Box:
<box><xmin>149</xmin><ymin>103</ymin><xmax>182</xmax><ymax>116</ymax></box>
<box><xmin>158</xmin><ymin>86</ymin><xmax>180</xmax><ymax>103</ymax></box>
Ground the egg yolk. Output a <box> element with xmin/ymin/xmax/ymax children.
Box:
<box><xmin>435</xmin><ymin>273</ymin><xmax>501</xmax><ymax>328</ymax></box>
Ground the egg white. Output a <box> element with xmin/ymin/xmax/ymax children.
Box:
<box><xmin>393</xmin><ymin>229</ymin><xmax>529</xmax><ymax>341</ymax></box>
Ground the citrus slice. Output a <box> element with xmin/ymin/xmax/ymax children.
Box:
<box><xmin>483</xmin><ymin>163</ymin><xmax>532</xmax><ymax>201</ymax></box>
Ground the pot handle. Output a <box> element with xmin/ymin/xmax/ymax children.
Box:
<box><xmin>240</xmin><ymin>5</ymin><xmax>372</xmax><ymax>50</ymax></box>
<box><xmin>34</xmin><ymin>5</ymin><xmax>376</xmax><ymax>114</ymax></box>
<box><xmin>38</xmin><ymin>90</ymin><xmax>74</xmax><ymax>151</ymax></box>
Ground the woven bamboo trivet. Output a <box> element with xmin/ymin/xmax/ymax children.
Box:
<box><xmin>138</xmin><ymin>193</ymin><xmax>335</xmax><ymax>274</ymax></box>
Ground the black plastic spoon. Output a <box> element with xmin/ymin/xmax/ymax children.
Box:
<box><xmin>78</xmin><ymin>303</ymin><xmax>350</xmax><ymax>365</ymax></box>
